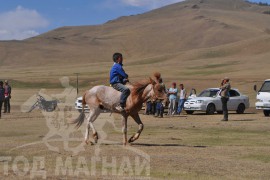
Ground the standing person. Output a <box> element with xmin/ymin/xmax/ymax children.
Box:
<box><xmin>220</xmin><ymin>77</ymin><xmax>231</xmax><ymax>121</ymax></box>
<box><xmin>0</xmin><ymin>81</ymin><xmax>5</xmax><ymax>118</ymax></box>
<box><xmin>167</xmin><ymin>82</ymin><xmax>178</xmax><ymax>115</ymax></box>
<box><xmin>110</xmin><ymin>52</ymin><xmax>130</xmax><ymax>112</ymax></box>
<box><xmin>144</xmin><ymin>100</ymin><xmax>151</xmax><ymax>115</ymax></box>
<box><xmin>155</xmin><ymin>78</ymin><xmax>166</xmax><ymax>118</ymax></box>
<box><xmin>4</xmin><ymin>80</ymin><xmax>11</xmax><ymax>113</ymax></box>
<box><xmin>177</xmin><ymin>84</ymin><xmax>187</xmax><ymax>115</ymax></box>
<box><xmin>144</xmin><ymin>99</ymin><xmax>153</xmax><ymax>115</ymax></box>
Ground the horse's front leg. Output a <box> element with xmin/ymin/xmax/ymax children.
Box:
<box><xmin>122</xmin><ymin>116</ymin><xmax>128</xmax><ymax>145</ymax></box>
<box><xmin>128</xmin><ymin>113</ymin><xmax>144</xmax><ymax>143</ymax></box>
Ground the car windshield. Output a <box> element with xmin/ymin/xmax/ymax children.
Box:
<box><xmin>260</xmin><ymin>81</ymin><xmax>270</xmax><ymax>92</ymax></box>
<box><xmin>198</xmin><ymin>89</ymin><xmax>219</xmax><ymax>97</ymax></box>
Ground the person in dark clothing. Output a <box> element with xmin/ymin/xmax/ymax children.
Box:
<box><xmin>220</xmin><ymin>77</ymin><xmax>231</xmax><ymax>121</ymax></box>
<box><xmin>110</xmin><ymin>53</ymin><xmax>130</xmax><ymax>112</ymax></box>
<box><xmin>144</xmin><ymin>99</ymin><xmax>153</xmax><ymax>115</ymax></box>
<box><xmin>0</xmin><ymin>81</ymin><xmax>5</xmax><ymax>118</ymax></box>
<box><xmin>4</xmin><ymin>80</ymin><xmax>11</xmax><ymax>113</ymax></box>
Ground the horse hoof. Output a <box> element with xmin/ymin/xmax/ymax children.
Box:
<box><xmin>128</xmin><ymin>137</ymin><xmax>134</xmax><ymax>143</ymax></box>
<box><xmin>123</xmin><ymin>142</ymin><xmax>132</xmax><ymax>147</ymax></box>
<box><xmin>85</xmin><ymin>140</ymin><xmax>95</xmax><ymax>145</ymax></box>
<box><xmin>93</xmin><ymin>133</ymin><xmax>98</xmax><ymax>144</ymax></box>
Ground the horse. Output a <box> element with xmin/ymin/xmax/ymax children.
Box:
<box><xmin>71</xmin><ymin>73</ymin><xmax>167</xmax><ymax>145</ymax></box>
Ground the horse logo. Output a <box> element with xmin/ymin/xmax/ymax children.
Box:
<box><xmin>20</xmin><ymin>77</ymin><xmax>86</xmax><ymax>155</ymax></box>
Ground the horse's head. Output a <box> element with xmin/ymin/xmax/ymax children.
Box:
<box><xmin>131</xmin><ymin>72</ymin><xmax>168</xmax><ymax>104</ymax></box>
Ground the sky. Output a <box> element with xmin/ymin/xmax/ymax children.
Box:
<box><xmin>0</xmin><ymin>0</ymin><xmax>269</xmax><ymax>40</ymax></box>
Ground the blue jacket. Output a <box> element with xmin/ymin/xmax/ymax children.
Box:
<box><xmin>110</xmin><ymin>63</ymin><xmax>128</xmax><ymax>84</ymax></box>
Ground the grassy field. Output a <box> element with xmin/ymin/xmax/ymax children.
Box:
<box><xmin>0</xmin><ymin>37</ymin><xmax>268</xmax><ymax>179</ymax></box>
<box><xmin>0</xmin><ymin>0</ymin><xmax>270</xmax><ymax>179</ymax></box>
<box><xmin>0</xmin><ymin>89</ymin><xmax>270</xmax><ymax>179</ymax></box>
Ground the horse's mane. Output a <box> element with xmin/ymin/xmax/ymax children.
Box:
<box><xmin>131</xmin><ymin>72</ymin><xmax>161</xmax><ymax>97</ymax></box>
<box><xmin>131</xmin><ymin>79</ymin><xmax>151</xmax><ymax>97</ymax></box>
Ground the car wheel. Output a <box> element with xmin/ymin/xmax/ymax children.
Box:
<box><xmin>206</xmin><ymin>104</ymin><xmax>215</xmax><ymax>115</ymax></box>
<box><xmin>217</xmin><ymin>111</ymin><xmax>223</xmax><ymax>114</ymax></box>
<box><xmin>186</xmin><ymin>110</ymin><xmax>194</xmax><ymax>114</ymax></box>
<box><xmin>236</xmin><ymin>104</ymin><xmax>245</xmax><ymax>114</ymax></box>
<box><xmin>263</xmin><ymin>110</ymin><xmax>270</xmax><ymax>117</ymax></box>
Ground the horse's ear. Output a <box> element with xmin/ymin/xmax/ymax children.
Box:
<box><xmin>149</xmin><ymin>77</ymin><xmax>156</xmax><ymax>85</ymax></box>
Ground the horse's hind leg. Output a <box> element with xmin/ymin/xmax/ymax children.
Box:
<box><xmin>128</xmin><ymin>113</ymin><xmax>144</xmax><ymax>143</ymax></box>
<box><xmin>85</xmin><ymin>108</ymin><xmax>100</xmax><ymax>144</ymax></box>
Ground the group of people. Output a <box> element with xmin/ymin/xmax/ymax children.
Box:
<box><xmin>144</xmin><ymin>82</ymin><xmax>187</xmax><ymax>118</ymax></box>
<box><xmin>144</xmin><ymin>78</ymin><xmax>166</xmax><ymax>118</ymax></box>
<box><xmin>0</xmin><ymin>80</ymin><xmax>11</xmax><ymax>118</ymax></box>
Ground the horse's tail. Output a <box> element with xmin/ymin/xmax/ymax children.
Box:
<box><xmin>82</xmin><ymin>92</ymin><xmax>86</xmax><ymax>110</ymax></box>
<box><xmin>71</xmin><ymin>92</ymin><xmax>87</xmax><ymax>129</ymax></box>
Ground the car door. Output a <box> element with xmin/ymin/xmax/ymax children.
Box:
<box><xmin>214</xmin><ymin>90</ymin><xmax>223</xmax><ymax>111</ymax></box>
<box><xmin>227</xmin><ymin>90</ymin><xmax>241</xmax><ymax>110</ymax></box>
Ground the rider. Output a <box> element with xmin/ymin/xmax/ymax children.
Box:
<box><xmin>110</xmin><ymin>53</ymin><xmax>130</xmax><ymax>112</ymax></box>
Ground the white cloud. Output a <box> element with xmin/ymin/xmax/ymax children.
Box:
<box><xmin>0</xmin><ymin>6</ymin><xmax>49</xmax><ymax>40</ymax></box>
<box><xmin>121</xmin><ymin>0</ymin><xmax>185</xmax><ymax>9</ymax></box>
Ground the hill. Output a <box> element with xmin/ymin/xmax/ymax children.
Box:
<box><xmin>0</xmin><ymin>0</ymin><xmax>270</xmax><ymax>96</ymax></box>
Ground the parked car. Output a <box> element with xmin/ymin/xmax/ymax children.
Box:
<box><xmin>75</xmin><ymin>96</ymin><xmax>89</xmax><ymax>112</ymax></box>
<box><xmin>254</xmin><ymin>79</ymin><xmax>270</xmax><ymax>116</ymax></box>
<box><xmin>184</xmin><ymin>88</ymin><xmax>249</xmax><ymax>115</ymax></box>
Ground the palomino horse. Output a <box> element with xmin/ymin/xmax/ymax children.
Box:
<box><xmin>72</xmin><ymin>73</ymin><xmax>167</xmax><ymax>145</ymax></box>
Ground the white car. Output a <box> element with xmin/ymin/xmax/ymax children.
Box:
<box><xmin>184</xmin><ymin>88</ymin><xmax>249</xmax><ymax>115</ymax></box>
<box><xmin>254</xmin><ymin>79</ymin><xmax>270</xmax><ymax>116</ymax></box>
<box><xmin>75</xmin><ymin>97</ymin><xmax>90</xmax><ymax>112</ymax></box>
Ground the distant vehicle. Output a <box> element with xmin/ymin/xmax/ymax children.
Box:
<box><xmin>254</xmin><ymin>79</ymin><xmax>270</xmax><ymax>116</ymax></box>
<box><xmin>75</xmin><ymin>97</ymin><xmax>89</xmax><ymax>112</ymax></box>
<box><xmin>184</xmin><ymin>88</ymin><xmax>249</xmax><ymax>115</ymax></box>
<box><xmin>75</xmin><ymin>96</ymin><xmax>109</xmax><ymax>113</ymax></box>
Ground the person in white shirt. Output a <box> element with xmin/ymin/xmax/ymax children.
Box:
<box><xmin>177</xmin><ymin>84</ymin><xmax>187</xmax><ymax>115</ymax></box>
<box><xmin>167</xmin><ymin>82</ymin><xmax>178</xmax><ymax>115</ymax></box>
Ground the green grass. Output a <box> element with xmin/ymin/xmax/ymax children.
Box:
<box><xmin>183</xmin><ymin>69</ymin><xmax>234</xmax><ymax>76</ymax></box>
<box><xmin>150</xmin><ymin>170</ymin><xmax>220</xmax><ymax>180</ymax></box>
<box><xmin>142</xmin><ymin>125</ymin><xmax>270</xmax><ymax>147</ymax></box>
<box><xmin>241</xmin><ymin>154</ymin><xmax>270</xmax><ymax>163</ymax></box>
<box><xmin>201</xmin><ymin>50</ymin><xmax>228</xmax><ymax>59</ymax></box>
<box><xmin>188</xmin><ymin>61</ymin><xmax>239</xmax><ymax>70</ymax></box>
<box><xmin>10</xmin><ymin>78</ymin><xmax>105</xmax><ymax>89</ymax></box>
<box><xmin>127</xmin><ymin>55</ymin><xmax>171</xmax><ymax>66</ymax></box>
<box><xmin>1</xmin><ymin>111</ymin><xmax>270</xmax><ymax>179</ymax></box>
<box><xmin>12</xmin><ymin>79</ymin><xmax>62</xmax><ymax>89</ymax></box>
<box><xmin>182</xmin><ymin>127</ymin><xmax>270</xmax><ymax>147</ymax></box>
<box><xmin>182</xmin><ymin>61</ymin><xmax>238</xmax><ymax>76</ymax></box>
